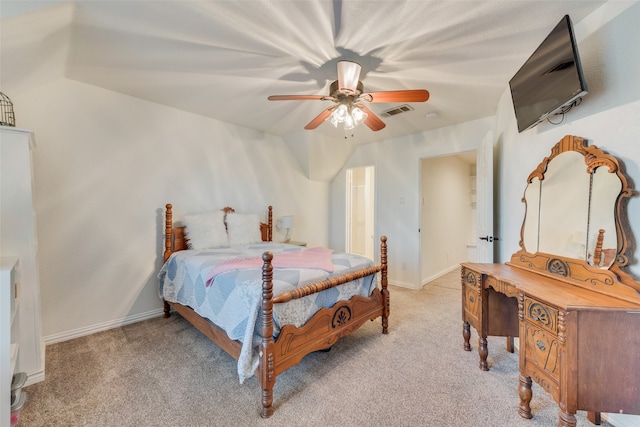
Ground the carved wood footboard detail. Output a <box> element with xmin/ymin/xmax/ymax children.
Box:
<box><xmin>273</xmin><ymin>289</ymin><xmax>384</xmax><ymax>376</ymax></box>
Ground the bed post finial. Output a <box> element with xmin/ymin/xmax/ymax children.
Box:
<box><xmin>164</xmin><ymin>204</ymin><xmax>173</xmax><ymax>262</ymax></box>
<box><xmin>380</xmin><ymin>235</ymin><xmax>389</xmax><ymax>334</ymax></box>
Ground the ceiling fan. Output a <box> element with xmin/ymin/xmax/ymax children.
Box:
<box><xmin>268</xmin><ymin>61</ymin><xmax>430</xmax><ymax>132</ymax></box>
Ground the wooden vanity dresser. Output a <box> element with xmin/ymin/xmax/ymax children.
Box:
<box><xmin>461</xmin><ymin>135</ymin><xmax>640</xmax><ymax>427</ymax></box>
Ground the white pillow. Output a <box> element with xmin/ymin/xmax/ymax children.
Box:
<box><xmin>226</xmin><ymin>213</ymin><xmax>262</xmax><ymax>245</ymax></box>
<box><xmin>183</xmin><ymin>210</ymin><xmax>228</xmax><ymax>249</ymax></box>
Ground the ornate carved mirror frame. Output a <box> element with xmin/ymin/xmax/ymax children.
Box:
<box><xmin>507</xmin><ymin>135</ymin><xmax>640</xmax><ymax>303</ymax></box>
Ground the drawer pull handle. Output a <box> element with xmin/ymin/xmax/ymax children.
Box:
<box><xmin>536</xmin><ymin>340</ymin><xmax>546</xmax><ymax>351</ymax></box>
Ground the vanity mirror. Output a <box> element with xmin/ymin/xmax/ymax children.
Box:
<box><xmin>510</xmin><ymin>135</ymin><xmax>639</xmax><ymax>302</ymax></box>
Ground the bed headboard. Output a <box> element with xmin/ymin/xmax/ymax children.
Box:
<box><xmin>164</xmin><ymin>204</ymin><xmax>273</xmax><ymax>261</ymax></box>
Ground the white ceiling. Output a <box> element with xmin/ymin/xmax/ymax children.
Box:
<box><xmin>1</xmin><ymin>1</ymin><xmax>607</xmax><ymax>145</ymax></box>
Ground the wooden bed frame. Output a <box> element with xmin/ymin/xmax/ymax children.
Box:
<box><xmin>162</xmin><ymin>203</ymin><xmax>389</xmax><ymax>418</ymax></box>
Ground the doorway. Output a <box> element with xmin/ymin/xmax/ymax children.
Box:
<box><xmin>419</xmin><ymin>152</ymin><xmax>477</xmax><ymax>285</ymax></box>
<box><xmin>346</xmin><ymin>166</ymin><xmax>375</xmax><ymax>260</ymax></box>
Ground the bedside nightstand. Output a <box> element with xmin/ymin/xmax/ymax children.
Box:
<box><xmin>285</xmin><ymin>241</ymin><xmax>307</xmax><ymax>247</ymax></box>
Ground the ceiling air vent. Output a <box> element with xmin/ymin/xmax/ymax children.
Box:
<box><xmin>380</xmin><ymin>104</ymin><xmax>414</xmax><ymax>118</ymax></box>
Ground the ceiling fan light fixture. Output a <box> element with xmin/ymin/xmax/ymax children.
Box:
<box><xmin>329</xmin><ymin>104</ymin><xmax>348</xmax><ymax>128</ymax></box>
<box><xmin>335</xmin><ymin>104</ymin><xmax>348</xmax><ymax>120</ymax></box>
<box><xmin>328</xmin><ymin>103</ymin><xmax>367</xmax><ymax>130</ymax></box>
<box><xmin>351</xmin><ymin>105</ymin><xmax>368</xmax><ymax>126</ymax></box>
<box><xmin>344</xmin><ymin>114</ymin><xmax>356</xmax><ymax>130</ymax></box>
<box><xmin>329</xmin><ymin>113</ymin><xmax>340</xmax><ymax>128</ymax></box>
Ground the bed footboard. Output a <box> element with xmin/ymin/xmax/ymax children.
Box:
<box><xmin>258</xmin><ymin>236</ymin><xmax>389</xmax><ymax>418</ymax></box>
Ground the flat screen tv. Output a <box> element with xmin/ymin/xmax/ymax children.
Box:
<box><xmin>509</xmin><ymin>15</ymin><xmax>588</xmax><ymax>133</ymax></box>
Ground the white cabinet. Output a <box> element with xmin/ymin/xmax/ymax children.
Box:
<box><xmin>1</xmin><ymin>258</ymin><xmax>19</xmax><ymax>427</ymax></box>
<box><xmin>0</xmin><ymin>127</ymin><xmax>44</xmax><ymax>390</ymax></box>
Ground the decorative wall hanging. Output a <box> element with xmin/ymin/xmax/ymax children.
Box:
<box><xmin>0</xmin><ymin>91</ymin><xmax>16</xmax><ymax>127</ymax></box>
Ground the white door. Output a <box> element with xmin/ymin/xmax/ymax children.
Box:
<box><xmin>363</xmin><ymin>167</ymin><xmax>375</xmax><ymax>259</ymax></box>
<box><xmin>476</xmin><ymin>130</ymin><xmax>495</xmax><ymax>263</ymax></box>
<box><xmin>346</xmin><ymin>166</ymin><xmax>375</xmax><ymax>260</ymax></box>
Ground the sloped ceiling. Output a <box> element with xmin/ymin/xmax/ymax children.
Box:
<box><xmin>1</xmin><ymin>0</ymin><xmax>606</xmax><ymax>147</ymax></box>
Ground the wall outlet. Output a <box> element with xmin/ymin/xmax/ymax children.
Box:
<box><xmin>401</xmin><ymin>262</ymin><xmax>407</xmax><ymax>270</ymax></box>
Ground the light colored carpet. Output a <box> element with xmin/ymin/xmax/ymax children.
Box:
<box><xmin>20</xmin><ymin>269</ymin><xmax>613</xmax><ymax>426</ymax></box>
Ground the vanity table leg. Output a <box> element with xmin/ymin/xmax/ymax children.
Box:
<box><xmin>558</xmin><ymin>410</ymin><xmax>577</xmax><ymax>427</ymax></box>
<box><xmin>478</xmin><ymin>336</ymin><xmax>489</xmax><ymax>371</ymax></box>
<box><xmin>518</xmin><ymin>374</ymin><xmax>533</xmax><ymax>419</ymax></box>
<box><xmin>463</xmin><ymin>321</ymin><xmax>471</xmax><ymax>351</ymax></box>
<box><xmin>506</xmin><ymin>336</ymin><xmax>514</xmax><ymax>353</ymax></box>
<box><xmin>587</xmin><ymin>411</ymin><xmax>601</xmax><ymax>425</ymax></box>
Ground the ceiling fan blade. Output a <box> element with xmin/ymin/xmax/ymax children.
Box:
<box><xmin>357</xmin><ymin>105</ymin><xmax>386</xmax><ymax>131</ymax></box>
<box><xmin>337</xmin><ymin>61</ymin><xmax>361</xmax><ymax>94</ymax></box>
<box><xmin>304</xmin><ymin>107</ymin><xmax>336</xmax><ymax>130</ymax></box>
<box><xmin>268</xmin><ymin>95</ymin><xmax>327</xmax><ymax>101</ymax></box>
<box><xmin>360</xmin><ymin>89</ymin><xmax>430</xmax><ymax>103</ymax></box>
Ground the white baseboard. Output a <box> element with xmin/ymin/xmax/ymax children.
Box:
<box><xmin>44</xmin><ymin>308</ymin><xmax>165</xmax><ymax>345</ymax></box>
<box><xmin>421</xmin><ymin>264</ymin><xmax>461</xmax><ymax>287</ymax></box>
<box><xmin>388</xmin><ymin>279</ymin><xmax>419</xmax><ymax>289</ymax></box>
<box><xmin>388</xmin><ymin>264</ymin><xmax>462</xmax><ymax>290</ymax></box>
<box><xmin>24</xmin><ymin>340</ymin><xmax>46</xmax><ymax>386</ymax></box>
<box><xmin>25</xmin><ymin>368</ymin><xmax>44</xmax><ymax>387</ymax></box>
<box><xmin>604</xmin><ymin>413</ymin><xmax>640</xmax><ymax>427</ymax></box>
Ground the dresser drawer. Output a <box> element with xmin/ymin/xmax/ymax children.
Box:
<box><xmin>524</xmin><ymin>297</ymin><xmax>558</xmax><ymax>334</ymax></box>
<box><xmin>461</xmin><ymin>268</ymin><xmax>480</xmax><ymax>320</ymax></box>
<box><xmin>522</xmin><ymin>297</ymin><xmax>561</xmax><ymax>386</ymax></box>
<box><xmin>463</xmin><ymin>285</ymin><xmax>480</xmax><ymax>319</ymax></box>
<box><xmin>522</xmin><ymin>322</ymin><xmax>561</xmax><ymax>396</ymax></box>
